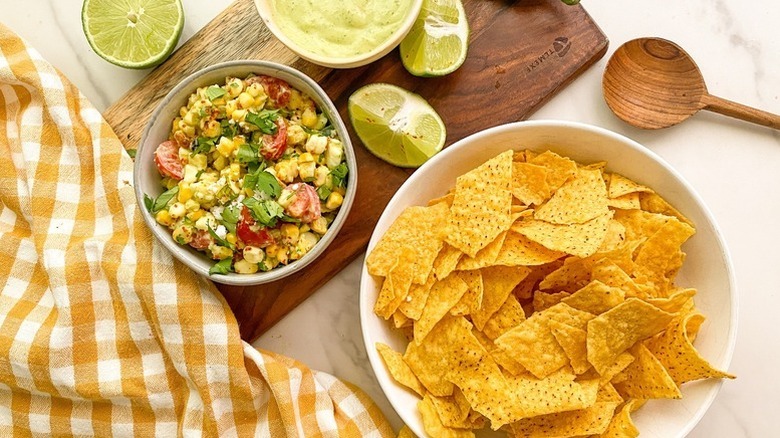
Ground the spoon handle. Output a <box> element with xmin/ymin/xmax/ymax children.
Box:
<box><xmin>701</xmin><ymin>93</ymin><xmax>780</xmax><ymax>130</ymax></box>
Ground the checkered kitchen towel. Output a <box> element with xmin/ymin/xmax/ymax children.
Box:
<box><xmin>0</xmin><ymin>24</ymin><xmax>392</xmax><ymax>437</ymax></box>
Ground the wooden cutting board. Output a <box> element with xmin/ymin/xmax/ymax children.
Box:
<box><xmin>104</xmin><ymin>0</ymin><xmax>607</xmax><ymax>342</ymax></box>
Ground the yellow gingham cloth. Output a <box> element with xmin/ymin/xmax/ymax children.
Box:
<box><xmin>0</xmin><ymin>25</ymin><xmax>393</xmax><ymax>437</ymax></box>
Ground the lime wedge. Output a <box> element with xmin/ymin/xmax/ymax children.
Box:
<box><xmin>81</xmin><ymin>0</ymin><xmax>184</xmax><ymax>69</ymax></box>
<box><xmin>400</xmin><ymin>0</ymin><xmax>469</xmax><ymax>77</ymax></box>
<box><xmin>348</xmin><ymin>84</ymin><xmax>446</xmax><ymax>168</ymax></box>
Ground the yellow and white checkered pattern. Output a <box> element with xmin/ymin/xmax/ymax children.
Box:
<box><xmin>0</xmin><ymin>24</ymin><xmax>392</xmax><ymax>437</ymax></box>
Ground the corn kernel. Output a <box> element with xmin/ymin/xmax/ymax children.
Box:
<box><xmin>187</xmin><ymin>209</ymin><xmax>205</xmax><ymax>221</ymax></box>
<box><xmin>225</xmin><ymin>99</ymin><xmax>238</xmax><ymax>117</ymax></box>
<box><xmin>286</xmin><ymin>124</ymin><xmax>308</xmax><ymax>146</ymax></box>
<box><xmin>314</xmin><ymin>165</ymin><xmax>330</xmax><ymax>187</ymax></box>
<box><xmin>195</xmin><ymin>213</ymin><xmax>216</xmax><ymax>231</ymax></box>
<box><xmin>216</xmin><ymin>137</ymin><xmax>235</xmax><ymax>158</ymax></box>
<box><xmin>298</xmin><ymin>152</ymin><xmax>314</xmax><ymax>163</ymax></box>
<box><xmin>210</xmin><ymin>245</ymin><xmax>233</xmax><ymax>260</ymax></box>
<box><xmin>231</xmin><ymin>109</ymin><xmax>247</xmax><ymax>122</ymax></box>
<box><xmin>155</xmin><ymin>210</ymin><xmax>174</xmax><ymax>227</ymax></box>
<box><xmin>213</xmin><ymin>155</ymin><xmax>227</xmax><ymax>171</ymax></box>
<box><xmin>226</xmin><ymin>233</ymin><xmax>237</xmax><ymax>244</ymax></box>
<box><xmin>172</xmin><ymin>224</ymin><xmax>194</xmax><ymax>244</ymax></box>
<box><xmin>179</xmin><ymin>106</ymin><xmax>188</xmax><ymax>118</ymax></box>
<box><xmin>243</xmin><ymin>246</ymin><xmax>265</xmax><ymax>264</ymax></box>
<box><xmin>298</xmin><ymin>161</ymin><xmax>316</xmax><ymax>182</ymax></box>
<box><xmin>280</xmin><ymin>223</ymin><xmax>300</xmax><ymax>244</ymax></box>
<box><xmin>229</xmin><ymin>162</ymin><xmax>241</xmax><ymax>181</ymax></box>
<box><xmin>234</xmin><ymin>258</ymin><xmax>258</xmax><ymax>274</ymax></box>
<box><xmin>238</xmin><ymin>92</ymin><xmax>254</xmax><ymax>109</ymax></box>
<box><xmin>226</xmin><ymin>78</ymin><xmax>244</xmax><ymax>97</ymax></box>
<box><xmin>313</xmin><ymin>112</ymin><xmax>328</xmax><ymax>130</ymax></box>
<box><xmin>310</xmin><ymin>217</ymin><xmax>328</xmax><ymax>235</ymax></box>
<box><xmin>163</xmin><ymin>177</ymin><xmax>178</xmax><ymax>190</ymax></box>
<box><xmin>182</xmin><ymin>125</ymin><xmax>196</xmax><ymax>137</ymax></box>
<box><xmin>301</xmin><ymin>108</ymin><xmax>318</xmax><ymax>128</ymax></box>
<box><xmin>325</xmin><ymin>192</ymin><xmax>343</xmax><ymax>210</ymax></box>
<box><xmin>184</xmin><ymin>199</ymin><xmax>200</xmax><ymax>212</ymax></box>
<box><xmin>325</xmin><ymin>139</ymin><xmax>344</xmax><ymax>169</ymax></box>
<box><xmin>183</xmin><ymin>110</ymin><xmax>200</xmax><ymax>127</ymax></box>
<box><xmin>246</xmin><ymin>82</ymin><xmax>263</xmax><ymax>98</ymax></box>
<box><xmin>299</xmin><ymin>224</ymin><xmax>310</xmax><ymax>233</ymax></box>
<box><xmin>169</xmin><ymin>202</ymin><xmax>186</xmax><ymax>219</ymax></box>
<box><xmin>190</xmin><ymin>153</ymin><xmax>208</xmax><ymax>170</ymax></box>
<box><xmin>275</xmin><ymin>160</ymin><xmax>298</xmax><ymax>183</ymax></box>
<box><xmin>201</xmin><ymin>120</ymin><xmax>221</xmax><ymax>138</ymax></box>
<box><xmin>305</xmin><ymin>134</ymin><xmax>328</xmax><ymax>155</ymax></box>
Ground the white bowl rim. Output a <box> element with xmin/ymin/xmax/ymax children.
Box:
<box><xmin>253</xmin><ymin>0</ymin><xmax>424</xmax><ymax>68</ymax></box>
<box><xmin>359</xmin><ymin>119</ymin><xmax>738</xmax><ymax>437</ymax></box>
<box><xmin>135</xmin><ymin>59</ymin><xmax>357</xmax><ymax>286</ymax></box>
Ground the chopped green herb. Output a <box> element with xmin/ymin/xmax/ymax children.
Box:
<box><xmin>208</xmin><ymin>226</ymin><xmax>235</xmax><ymax>250</ymax></box>
<box><xmin>237</xmin><ymin>143</ymin><xmax>259</xmax><ymax>164</ymax></box>
<box><xmin>205</xmin><ymin>85</ymin><xmax>226</xmax><ymax>101</ymax></box>
<box><xmin>151</xmin><ymin>186</ymin><xmax>179</xmax><ymax>213</ymax></box>
<box><xmin>143</xmin><ymin>194</ymin><xmax>154</xmax><ymax>212</ymax></box>
<box><xmin>255</xmin><ymin>171</ymin><xmax>282</xmax><ymax>198</ymax></box>
<box><xmin>220</xmin><ymin>119</ymin><xmax>236</xmax><ymax>138</ymax></box>
<box><xmin>221</xmin><ymin>204</ymin><xmax>241</xmax><ymax>235</ymax></box>
<box><xmin>246</xmin><ymin>109</ymin><xmax>279</xmax><ymax>135</ymax></box>
<box><xmin>194</xmin><ymin>137</ymin><xmax>216</xmax><ymax>154</ymax></box>
<box><xmin>209</xmin><ymin>258</ymin><xmax>233</xmax><ymax>275</ymax></box>
<box><xmin>330</xmin><ymin>163</ymin><xmax>348</xmax><ymax>188</ymax></box>
<box><xmin>320</xmin><ymin>124</ymin><xmax>336</xmax><ymax>137</ymax></box>
<box><xmin>243</xmin><ymin>198</ymin><xmax>284</xmax><ymax>227</ymax></box>
<box><xmin>126</xmin><ymin>148</ymin><xmax>137</xmax><ymax>158</ymax></box>
<box><xmin>316</xmin><ymin>185</ymin><xmax>332</xmax><ymax>201</ymax></box>
<box><xmin>216</xmin><ymin>184</ymin><xmax>236</xmax><ymax>201</ymax></box>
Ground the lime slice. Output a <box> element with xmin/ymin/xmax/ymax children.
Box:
<box><xmin>348</xmin><ymin>84</ymin><xmax>446</xmax><ymax>168</ymax></box>
<box><xmin>81</xmin><ymin>0</ymin><xmax>184</xmax><ymax>69</ymax></box>
<box><xmin>400</xmin><ymin>0</ymin><xmax>469</xmax><ymax>77</ymax></box>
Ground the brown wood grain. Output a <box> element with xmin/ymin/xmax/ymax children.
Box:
<box><xmin>104</xmin><ymin>0</ymin><xmax>608</xmax><ymax>342</ymax></box>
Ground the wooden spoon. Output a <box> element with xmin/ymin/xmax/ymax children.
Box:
<box><xmin>603</xmin><ymin>37</ymin><xmax>780</xmax><ymax>130</ymax></box>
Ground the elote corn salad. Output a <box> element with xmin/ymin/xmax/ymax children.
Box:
<box><xmin>145</xmin><ymin>74</ymin><xmax>348</xmax><ymax>275</ymax></box>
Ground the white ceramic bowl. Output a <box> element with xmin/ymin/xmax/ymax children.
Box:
<box><xmin>253</xmin><ymin>0</ymin><xmax>423</xmax><ymax>68</ymax></box>
<box><xmin>136</xmin><ymin>60</ymin><xmax>356</xmax><ymax>286</ymax></box>
<box><xmin>360</xmin><ymin>121</ymin><xmax>737</xmax><ymax>437</ymax></box>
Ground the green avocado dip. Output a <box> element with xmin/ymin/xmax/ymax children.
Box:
<box><xmin>270</xmin><ymin>0</ymin><xmax>415</xmax><ymax>58</ymax></box>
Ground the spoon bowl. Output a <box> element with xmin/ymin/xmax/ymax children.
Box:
<box><xmin>603</xmin><ymin>37</ymin><xmax>780</xmax><ymax>130</ymax></box>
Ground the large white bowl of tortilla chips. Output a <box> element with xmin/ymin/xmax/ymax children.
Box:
<box><xmin>360</xmin><ymin>121</ymin><xmax>736</xmax><ymax>438</ymax></box>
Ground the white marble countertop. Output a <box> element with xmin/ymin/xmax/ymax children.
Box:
<box><xmin>4</xmin><ymin>0</ymin><xmax>778</xmax><ymax>436</ymax></box>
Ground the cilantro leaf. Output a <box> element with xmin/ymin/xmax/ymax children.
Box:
<box><xmin>152</xmin><ymin>186</ymin><xmax>179</xmax><ymax>213</ymax></box>
<box><xmin>255</xmin><ymin>171</ymin><xmax>282</xmax><ymax>198</ymax></box>
<box><xmin>207</xmin><ymin>226</ymin><xmax>235</xmax><ymax>250</ymax></box>
<box><xmin>246</xmin><ymin>110</ymin><xmax>279</xmax><ymax>135</ymax></box>
<box><xmin>236</xmin><ymin>143</ymin><xmax>259</xmax><ymax>164</ymax></box>
<box><xmin>209</xmin><ymin>258</ymin><xmax>233</xmax><ymax>275</ymax></box>
<box><xmin>205</xmin><ymin>86</ymin><xmax>226</xmax><ymax>101</ymax></box>
<box><xmin>220</xmin><ymin>204</ymin><xmax>241</xmax><ymax>235</ymax></box>
<box><xmin>126</xmin><ymin>148</ymin><xmax>137</xmax><ymax>158</ymax></box>
<box><xmin>194</xmin><ymin>137</ymin><xmax>216</xmax><ymax>154</ymax></box>
<box><xmin>243</xmin><ymin>198</ymin><xmax>284</xmax><ymax>227</ymax></box>
<box><xmin>220</xmin><ymin>119</ymin><xmax>236</xmax><ymax>138</ymax></box>
<box><xmin>143</xmin><ymin>194</ymin><xmax>154</xmax><ymax>213</ymax></box>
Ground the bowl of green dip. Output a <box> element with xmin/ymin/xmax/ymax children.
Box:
<box><xmin>255</xmin><ymin>0</ymin><xmax>423</xmax><ymax>68</ymax></box>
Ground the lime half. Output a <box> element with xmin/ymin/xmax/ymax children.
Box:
<box><xmin>348</xmin><ymin>84</ymin><xmax>446</xmax><ymax>168</ymax></box>
<box><xmin>400</xmin><ymin>0</ymin><xmax>469</xmax><ymax>77</ymax></box>
<box><xmin>82</xmin><ymin>0</ymin><xmax>184</xmax><ymax>69</ymax></box>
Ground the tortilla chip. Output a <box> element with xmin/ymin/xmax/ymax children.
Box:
<box><xmin>428</xmin><ymin>191</ymin><xmax>455</xmax><ymax>208</ymax></box>
<box><xmin>419</xmin><ymin>394</ymin><xmax>475</xmax><ymax>438</ymax></box>
<box><xmin>533</xmin><ymin>291</ymin><xmax>571</xmax><ymax>312</ymax></box>
<box><xmin>471</xmin><ymin>265</ymin><xmax>529</xmax><ymax>330</ymax></box>
<box><xmin>639</xmin><ymin>191</ymin><xmax>694</xmax><ymax>227</ymax></box>
<box><xmin>608</xmin><ymin>173</ymin><xmax>652</xmax><ymax>199</ymax></box>
<box><xmin>591</xmin><ymin>258</ymin><xmax>650</xmax><ymax>299</ymax></box>
<box><xmin>472</xmin><ymin>328</ymin><xmax>526</xmax><ymax>376</ymax></box>
<box><xmin>550</xmin><ymin>320</ymin><xmax>591</xmax><ymax>375</ymax></box>
<box><xmin>514</xmin><ymin>260</ymin><xmax>565</xmax><ymax>300</ymax></box>
<box><xmin>587</xmin><ymin>298</ymin><xmax>675</xmax><ymax>375</ymax></box>
<box><xmin>645</xmin><ymin>288</ymin><xmax>697</xmax><ymax>314</ymax></box>
<box><xmin>612</xmin><ymin>209</ymin><xmax>671</xmax><ymax>243</ymax></box>
<box><xmin>396</xmin><ymin>425</ymin><xmax>416</xmax><ymax>438</ymax></box>
<box><xmin>597</xmin><ymin>219</ymin><xmax>628</xmax><ymax>253</ymax></box>
<box><xmin>482</xmin><ymin>294</ymin><xmax>526</xmax><ymax>340</ymax></box>
<box><xmin>562</xmin><ymin>280</ymin><xmax>626</xmax><ymax>315</ymax></box>
<box><xmin>644</xmin><ymin>313</ymin><xmax>735</xmax><ymax>385</ymax></box>
<box><xmin>534</xmin><ymin>168</ymin><xmax>609</xmax><ymax>225</ymax></box>
<box><xmin>367</xmin><ymin>202</ymin><xmax>449</xmax><ymax>283</ymax></box>
<box><xmin>494</xmin><ymin>230</ymin><xmax>566</xmax><ymax>267</ymax></box>
<box><xmin>508</xmin><ymin>391</ymin><xmax>620</xmax><ymax>437</ymax></box>
<box><xmin>456</xmin><ymin>231</ymin><xmax>508</xmax><ymax>270</ymax></box>
<box><xmin>446</xmin><ymin>150</ymin><xmax>514</xmax><ymax>257</ymax></box>
<box><xmin>633</xmin><ymin>218</ymin><xmax>695</xmax><ymax>295</ymax></box>
<box><xmin>399</xmin><ymin>273</ymin><xmax>436</xmax><ymax>320</ymax></box>
<box><xmin>450</xmin><ymin>270</ymin><xmax>483</xmax><ymax>316</ymax></box>
<box><xmin>414</xmin><ymin>274</ymin><xmax>470</xmax><ymax>343</ymax></box>
<box><xmin>607</xmin><ymin>192</ymin><xmax>641</xmax><ymax>210</ymax></box>
<box><xmin>392</xmin><ymin>310</ymin><xmax>411</xmax><ymax>328</ymax></box>
<box><xmin>530</xmin><ymin>150</ymin><xmax>578</xmax><ymax>192</ymax></box>
<box><xmin>429</xmin><ymin>393</ymin><xmax>472</xmax><ymax>429</ymax></box>
<box><xmin>511</xmin><ymin>162</ymin><xmax>550</xmax><ymax>206</ymax></box>
<box><xmin>513</xmin><ymin>211</ymin><xmax>614</xmax><ymax>258</ymax></box>
<box><xmin>374</xmin><ymin>252</ymin><xmax>415</xmax><ymax>319</ymax></box>
<box><xmin>376</xmin><ymin>343</ymin><xmax>426</xmax><ymax>397</ymax></box>
<box><xmin>538</xmin><ymin>257</ymin><xmax>593</xmax><ymax>292</ymax></box>
<box><xmin>404</xmin><ymin>316</ymin><xmax>467</xmax><ymax>396</ymax></box>
<box><xmin>613</xmin><ymin>343</ymin><xmax>681</xmax><ymax>399</ymax></box>
<box><xmin>598</xmin><ymin>399</ymin><xmax>641</xmax><ymax>438</ymax></box>
<box><xmin>434</xmin><ymin>243</ymin><xmax>464</xmax><ymax>281</ymax></box>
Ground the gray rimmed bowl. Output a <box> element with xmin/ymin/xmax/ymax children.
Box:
<box><xmin>135</xmin><ymin>60</ymin><xmax>356</xmax><ymax>286</ymax></box>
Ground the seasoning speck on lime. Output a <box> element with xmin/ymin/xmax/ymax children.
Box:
<box><xmin>81</xmin><ymin>0</ymin><xmax>184</xmax><ymax>69</ymax></box>
<box><xmin>348</xmin><ymin>83</ymin><xmax>446</xmax><ymax>168</ymax></box>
